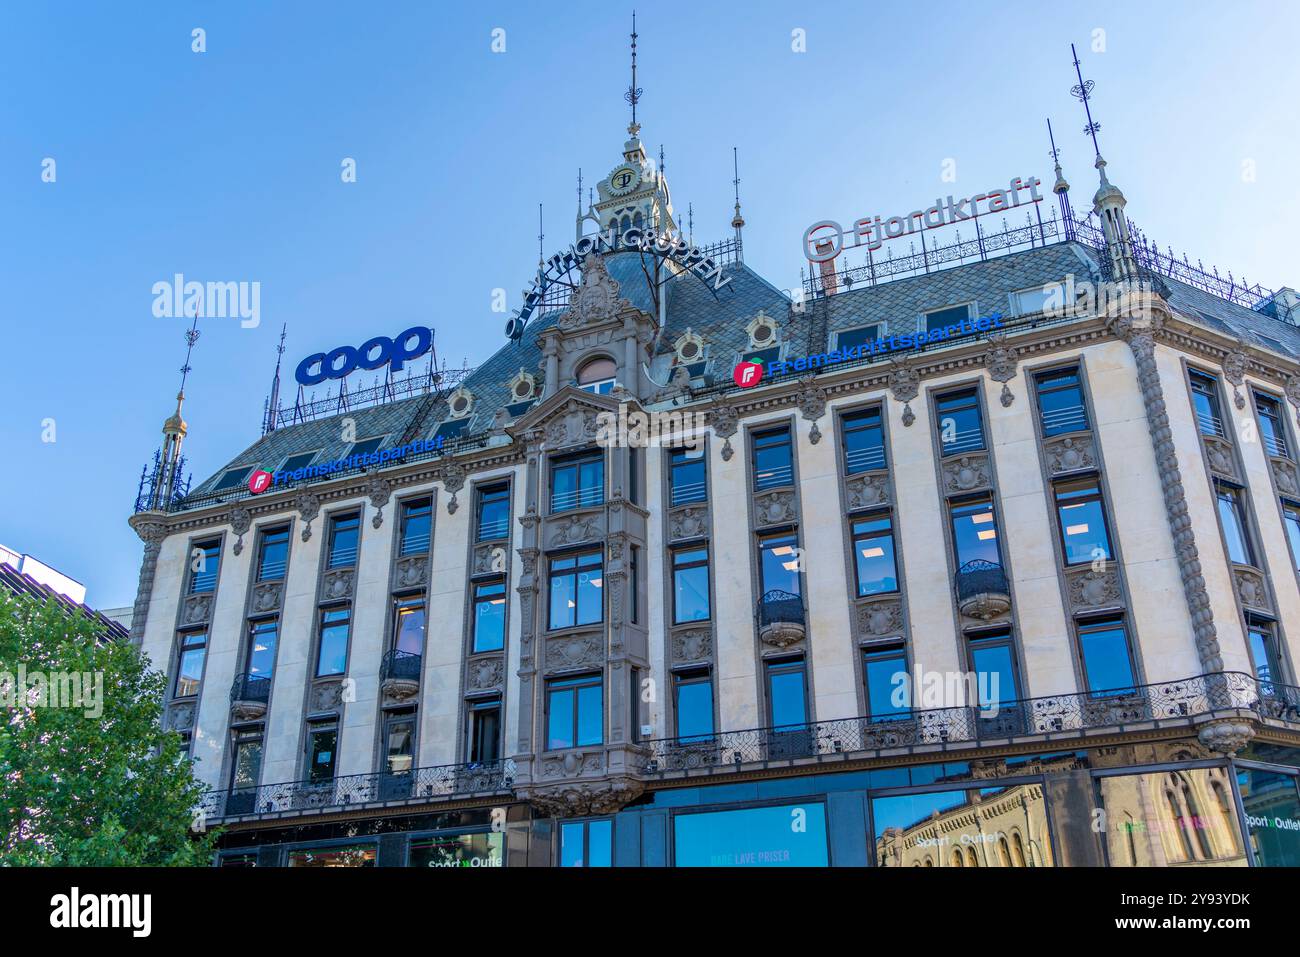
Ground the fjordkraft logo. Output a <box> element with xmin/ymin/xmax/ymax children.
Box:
<box><xmin>733</xmin><ymin>361</ymin><xmax>763</xmax><ymax>388</ymax></box>
<box><xmin>248</xmin><ymin>470</ymin><xmax>273</xmax><ymax>494</ymax></box>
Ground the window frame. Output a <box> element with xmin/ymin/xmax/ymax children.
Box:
<box><xmin>1214</xmin><ymin>481</ymin><xmax>1257</xmax><ymax>567</ymax></box>
<box><xmin>850</xmin><ymin>510</ymin><xmax>900</xmax><ymax>597</ymax></box>
<box><xmin>315</xmin><ymin>604</ymin><xmax>352</xmax><ymax>678</ymax></box>
<box><xmin>934</xmin><ymin>387</ymin><xmax>986</xmax><ymax>456</ymax></box>
<box><xmin>1188</xmin><ymin>370</ymin><xmax>1226</xmax><ymax>438</ymax></box>
<box><xmin>475</xmin><ymin>483</ymin><xmax>511</xmax><ymax>541</ymax></box>
<box><xmin>549</xmin><ymin>450</ymin><xmax>605</xmax><ymax>514</ymax></box>
<box><xmin>921</xmin><ymin>302</ymin><xmax>974</xmax><ymax>336</ymax></box>
<box><xmin>545</xmin><ymin>673</ymin><xmax>604</xmax><ymax>751</ymax></box>
<box><xmin>1252</xmin><ymin>390</ymin><xmax>1292</xmax><ymax>460</ymax></box>
<box><xmin>325</xmin><ymin>511</ymin><xmax>362</xmax><ymax>569</ymax></box>
<box><xmin>305</xmin><ymin>718</ymin><xmax>340</xmax><ymax>784</ymax></box>
<box><xmin>1033</xmin><ymin>366</ymin><xmax>1091</xmax><ymax>437</ymax></box>
<box><xmin>173</xmin><ymin>629</ymin><xmax>208</xmax><ymax>698</ymax></box>
<box><xmin>671</xmin><ymin>543</ymin><xmax>712</xmax><ymax>624</ymax></box>
<box><xmin>471</xmin><ymin>578</ymin><xmax>507</xmax><ymax>653</ymax></box>
<box><xmin>546</xmin><ymin>549</ymin><xmax>605</xmax><ymax>631</ymax></box>
<box><xmin>466</xmin><ymin>695</ymin><xmax>502</xmax><ymax>764</ymax></box>
<box><xmin>187</xmin><ymin>538</ymin><xmax>221</xmax><ymax>594</ymax></box>
<box><xmin>668</xmin><ymin>445</ymin><xmax>708</xmax><ymax>506</ymax></box>
<box><xmin>1052</xmin><ymin>477</ymin><xmax>1114</xmax><ymax>567</ymax></box>
<box><xmin>862</xmin><ymin>642</ymin><xmax>909</xmax><ymax>719</ymax></box>
<box><xmin>764</xmin><ymin>655</ymin><xmax>809</xmax><ymax>730</ymax></box>
<box><xmin>840</xmin><ymin>405</ymin><xmax>887</xmax><ymax>475</ymax></box>
<box><xmin>396</xmin><ymin>496</ymin><xmax>433</xmax><ymax>557</ymax></box>
<box><xmin>751</xmin><ymin>425</ymin><xmax>794</xmax><ymax>492</ymax></box>
<box><xmin>1074</xmin><ymin>615</ymin><xmax>1139</xmax><ymax>696</ymax></box>
<box><xmin>255</xmin><ymin>525</ymin><xmax>291</xmax><ymax>582</ymax></box>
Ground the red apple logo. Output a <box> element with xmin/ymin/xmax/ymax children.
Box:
<box><xmin>248</xmin><ymin>470</ymin><xmax>273</xmax><ymax>494</ymax></box>
<box><xmin>734</xmin><ymin>361</ymin><xmax>763</xmax><ymax>388</ymax></box>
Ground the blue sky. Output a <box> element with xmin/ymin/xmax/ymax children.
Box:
<box><xmin>2</xmin><ymin>1</ymin><xmax>1297</xmax><ymax>607</ymax></box>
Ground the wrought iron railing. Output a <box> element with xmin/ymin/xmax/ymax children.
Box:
<box><xmin>229</xmin><ymin>672</ymin><xmax>272</xmax><ymax>704</ymax></box>
<box><xmin>641</xmin><ymin>672</ymin><xmax>1289</xmax><ymax>773</ymax></box>
<box><xmin>954</xmin><ymin>560</ymin><xmax>1010</xmax><ymax>602</ymax></box>
<box><xmin>199</xmin><ymin>758</ymin><xmax>516</xmax><ymax>821</ymax></box>
<box><xmin>380</xmin><ymin>649</ymin><xmax>422</xmax><ymax>683</ymax></box>
<box><xmin>756</xmin><ymin>589</ymin><xmax>804</xmax><ymax>630</ymax></box>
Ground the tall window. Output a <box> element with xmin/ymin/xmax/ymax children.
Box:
<box><xmin>935</xmin><ymin>388</ymin><xmax>985</xmax><ymax>455</ymax></box>
<box><xmin>326</xmin><ymin>512</ymin><xmax>360</xmax><ymax>568</ymax></box>
<box><xmin>188</xmin><ymin>539</ymin><xmax>221</xmax><ymax>594</ymax></box>
<box><xmin>174</xmin><ymin>631</ymin><xmax>207</xmax><ymax>697</ymax></box>
<box><xmin>1215</xmin><ymin>482</ymin><xmax>1255</xmax><ymax>565</ymax></box>
<box><xmin>256</xmin><ymin>526</ymin><xmax>290</xmax><ymax>581</ymax></box>
<box><xmin>548</xmin><ymin>550</ymin><xmax>603</xmax><ymax>629</ymax></box>
<box><xmin>472</xmin><ymin>580</ymin><xmax>507</xmax><ymax>652</ymax></box>
<box><xmin>1035</xmin><ymin>368</ymin><xmax>1090</xmax><ymax>436</ymax></box>
<box><xmin>1283</xmin><ymin>501</ymin><xmax>1300</xmax><ymax>573</ymax></box>
<box><xmin>559</xmin><ymin>819</ymin><xmax>612</xmax><ymax>867</ymax></box>
<box><xmin>546</xmin><ymin>674</ymin><xmax>603</xmax><ymax>750</ymax></box>
<box><xmin>752</xmin><ymin>426</ymin><xmax>794</xmax><ymax>491</ymax></box>
<box><xmin>758</xmin><ymin>532</ymin><xmax>802</xmax><ymax>597</ymax></box>
<box><xmin>851</xmin><ymin>512</ymin><xmax>898</xmax><ymax>596</ymax></box>
<box><xmin>576</xmin><ymin>357</ymin><xmax>617</xmax><ymax>395</ymax></box>
<box><xmin>669</xmin><ymin>446</ymin><xmax>707</xmax><ymax>506</ymax></box>
<box><xmin>671</xmin><ymin>545</ymin><xmax>711</xmax><ymax>623</ymax></box>
<box><xmin>245</xmin><ymin>619</ymin><xmax>278</xmax><ymax>678</ymax></box>
<box><xmin>1076</xmin><ymin>616</ymin><xmax>1137</xmax><ymax>695</ymax></box>
<box><xmin>841</xmin><ymin>407</ymin><xmax>886</xmax><ymax>474</ymax></box>
<box><xmin>467</xmin><ymin>696</ymin><xmax>502</xmax><ymax>763</ymax></box>
<box><xmin>316</xmin><ymin>606</ymin><xmax>351</xmax><ymax>676</ymax></box>
<box><xmin>383</xmin><ymin>711</ymin><xmax>415</xmax><ymax>774</ymax></box>
<box><xmin>950</xmin><ymin>496</ymin><xmax>1001</xmax><ymax>567</ymax></box>
<box><xmin>863</xmin><ymin>644</ymin><xmax>909</xmax><ymax>718</ymax></box>
<box><xmin>765</xmin><ymin>657</ymin><xmax>808</xmax><ymax>729</ymax></box>
<box><xmin>392</xmin><ymin>598</ymin><xmax>425</xmax><ymax>655</ymax></box>
<box><xmin>551</xmin><ymin>452</ymin><xmax>604</xmax><ymax>512</ymax></box>
<box><xmin>967</xmin><ymin>631</ymin><xmax>1020</xmax><ymax>709</ymax></box>
<box><xmin>1246</xmin><ymin>619</ymin><xmax>1282</xmax><ymax>691</ymax></box>
<box><xmin>673</xmin><ymin>669</ymin><xmax>714</xmax><ymax>741</ymax></box>
<box><xmin>306</xmin><ymin>720</ymin><xmax>338</xmax><ymax>784</ymax></box>
<box><xmin>1255</xmin><ymin>392</ymin><xmax>1291</xmax><ymax>459</ymax></box>
<box><xmin>1053</xmin><ymin>479</ymin><xmax>1113</xmax><ymax>565</ymax></box>
<box><xmin>476</xmin><ymin>484</ymin><xmax>511</xmax><ymax>540</ymax></box>
<box><xmin>230</xmin><ymin>727</ymin><xmax>263</xmax><ymax>793</ymax></box>
<box><xmin>1189</xmin><ymin>371</ymin><xmax>1226</xmax><ymax>438</ymax></box>
<box><xmin>398</xmin><ymin>498</ymin><xmax>432</xmax><ymax>556</ymax></box>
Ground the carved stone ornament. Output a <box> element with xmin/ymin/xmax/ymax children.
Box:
<box><xmin>1271</xmin><ymin>458</ymin><xmax>1300</xmax><ymax>497</ymax></box>
<box><xmin>251</xmin><ymin>581</ymin><xmax>283</xmax><ymax>614</ymax></box>
<box><xmin>559</xmin><ymin>253</ymin><xmax>630</xmax><ymax>330</ymax></box>
<box><xmin>321</xmin><ymin>568</ymin><xmax>355</xmax><ymax>602</ymax></box>
<box><xmin>941</xmin><ymin>453</ymin><xmax>991</xmax><ymax>495</ymax></box>
<box><xmin>544</xmin><ymin>402</ymin><xmax>602</xmax><ymax>452</ymax></box>
<box><xmin>982</xmin><ymin>335</ymin><xmax>1018</xmax><ymax>407</ymax></box>
<box><xmin>467</xmin><ymin>656</ymin><xmax>504</xmax><ymax>692</ymax></box>
<box><xmin>474</xmin><ymin>543</ymin><xmax>508</xmax><ymax>576</ymax></box>
<box><xmin>366</xmin><ymin>476</ymin><xmax>392</xmax><ymax>529</ymax></box>
<box><xmin>229</xmin><ymin>507</ymin><xmax>252</xmax><ymax>556</ymax></box>
<box><xmin>546</xmin><ymin>634</ymin><xmax>604</xmax><ymax>673</ymax></box>
<box><xmin>526</xmin><ymin>779</ymin><xmax>645</xmax><ymax>819</ymax></box>
<box><xmin>797</xmin><ymin>377</ymin><xmax>827</xmax><ymax>444</ymax></box>
<box><xmin>845</xmin><ymin>472</ymin><xmax>889</xmax><ymax>511</ymax></box>
<box><xmin>760</xmin><ymin>621</ymin><xmax>806</xmax><ymax>650</ymax></box>
<box><xmin>1197</xmin><ymin>719</ymin><xmax>1255</xmax><ymax>755</ymax></box>
<box><xmin>393</xmin><ymin>555</ymin><xmax>429</xmax><ymax>590</ymax></box>
<box><xmin>1285</xmin><ymin>374</ymin><xmax>1300</xmax><ymax>426</ymax></box>
<box><xmin>1044</xmin><ymin>435</ymin><xmax>1096</xmax><ymax>475</ymax></box>
<box><xmin>855</xmin><ymin>598</ymin><xmax>903</xmax><ymax>638</ymax></box>
<box><xmin>309</xmin><ymin>679</ymin><xmax>344</xmax><ymax>714</ymax></box>
<box><xmin>180</xmin><ymin>593</ymin><xmax>212</xmax><ymax>627</ymax></box>
<box><xmin>548</xmin><ymin>513</ymin><xmax>601</xmax><ymax>548</ymax></box>
<box><xmin>753</xmin><ymin>488</ymin><xmax>796</xmax><ymax>527</ymax></box>
<box><xmin>296</xmin><ymin>492</ymin><xmax>320</xmax><ymax>542</ymax></box>
<box><xmin>708</xmin><ymin>401</ymin><xmax>739</xmax><ymax>461</ymax></box>
<box><xmin>1066</xmin><ymin>566</ymin><xmax>1122</xmax><ymax>612</ymax></box>
<box><xmin>671</xmin><ymin>628</ymin><xmax>713</xmax><ymax>665</ymax></box>
<box><xmin>888</xmin><ymin>359</ymin><xmax>920</xmax><ymax>427</ymax></box>
<box><xmin>165</xmin><ymin>701</ymin><xmax>195</xmax><ymax>732</ymax></box>
<box><xmin>668</xmin><ymin>504</ymin><xmax>709</xmax><ymax>542</ymax></box>
<box><xmin>440</xmin><ymin>462</ymin><xmax>467</xmax><ymax>514</ymax></box>
<box><xmin>1203</xmin><ymin>435</ymin><xmax>1238</xmax><ymax>480</ymax></box>
<box><xmin>1221</xmin><ymin>350</ymin><xmax>1248</xmax><ymax>410</ymax></box>
<box><xmin>1233</xmin><ymin>566</ymin><xmax>1272</xmax><ymax>613</ymax></box>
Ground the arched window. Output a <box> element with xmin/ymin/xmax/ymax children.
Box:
<box><xmin>965</xmin><ymin>847</ymin><xmax>978</xmax><ymax>867</ymax></box>
<box><xmin>950</xmin><ymin>849</ymin><xmax>963</xmax><ymax>867</ymax></box>
<box><xmin>1165</xmin><ymin>786</ymin><xmax>1193</xmax><ymax>862</ymax></box>
<box><xmin>576</xmin><ymin>357</ymin><xmax>617</xmax><ymax>396</ymax></box>
<box><xmin>1181</xmin><ymin>778</ymin><xmax>1213</xmax><ymax>859</ymax></box>
<box><xmin>1011</xmin><ymin>831</ymin><xmax>1026</xmax><ymax>867</ymax></box>
<box><xmin>621</xmin><ymin>214</ymin><xmax>631</xmax><ymax>232</ymax></box>
<box><xmin>632</xmin><ymin>210</ymin><xmax>644</xmax><ymax>230</ymax></box>
<box><xmin>997</xmin><ymin>837</ymin><xmax>1011</xmax><ymax>867</ymax></box>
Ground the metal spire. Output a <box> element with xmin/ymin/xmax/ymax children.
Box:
<box><xmin>1047</xmin><ymin>118</ymin><xmax>1073</xmax><ymax>240</ymax></box>
<box><xmin>688</xmin><ymin>202</ymin><xmax>694</xmax><ymax>244</ymax></box>
<box><xmin>624</xmin><ymin>11</ymin><xmax>642</xmax><ymax>136</ymax></box>
<box><xmin>537</xmin><ymin>203</ymin><xmax>544</xmax><ymax>266</ymax></box>
<box><xmin>576</xmin><ymin>168</ymin><xmax>583</xmax><ymax>214</ymax></box>
<box><xmin>1070</xmin><ymin>43</ymin><xmax>1102</xmax><ymax>158</ymax></box>
<box><xmin>731</xmin><ymin>147</ymin><xmax>745</xmax><ymax>258</ymax></box>
<box><xmin>265</xmin><ymin>323</ymin><xmax>287</xmax><ymax>433</ymax></box>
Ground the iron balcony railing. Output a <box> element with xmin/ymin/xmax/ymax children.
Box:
<box><xmin>642</xmin><ymin>672</ymin><xmax>1297</xmax><ymax>774</ymax></box>
<box><xmin>756</xmin><ymin>589</ymin><xmax>805</xmax><ymax>630</ymax></box>
<box><xmin>229</xmin><ymin>672</ymin><xmax>272</xmax><ymax>705</ymax></box>
<box><xmin>954</xmin><ymin>560</ymin><xmax>1010</xmax><ymax>602</ymax></box>
<box><xmin>200</xmin><ymin>758</ymin><xmax>516</xmax><ymax>822</ymax></box>
<box><xmin>380</xmin><ymin>649</ymin><xmax>422</xmax><ymax>683</ymax></box>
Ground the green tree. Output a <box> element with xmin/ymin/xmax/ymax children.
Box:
<box><xmin>0</xmin><ymin>590</ymin><xmax>217</xmax><ymax>865</ymax></box>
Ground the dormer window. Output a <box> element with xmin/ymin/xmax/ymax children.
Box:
<box><xmin>577</xmin><ymin>357</ymin><xmax>617</xmax><ymax>395</ymax></box>
<box><xmin>746</xmin><ymin>312</ymin><xmax>779</xmax><ymax>349</ymax></box>
<box><xmin>508</xmin><ymin>368</ymin><xmax>537</xmax><ymax>403</ymax></box>
<box><xmin>447</xmin><ymin>387</ymin><xmax>474</xmax><ymax>419</ymax></box>
<box><xmin>674</xmin><ymin>330</ymin><xmax>705</xmax><ymax>365</ymax></box>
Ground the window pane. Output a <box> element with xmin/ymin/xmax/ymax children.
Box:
<box><xmin>287</xmin><ymin>845</ymin><xmax>376</xmax><ymax>868</ymax></box>
<box><xmin>759</xmin><ymin>535</ymin><xmax>801</xmax><ymax>596</ymax></box>
<box><xmin>587</xmin><ymin>820</ymin><xmax>613</xmax><ymax>867</ymax></box>
<box><xmin>473</xmin><ymin>583</ymin><xmax>506</xmax><ymax>652</ymax></box>
<box><xmin>579</xmin><ymin>459</ymin><xmax>605</xmax><ymax>507</ymax></box>
<box><xmin>676</xmin><ymin>676</ymin><xmax>715</xmax><ymax>740</ymax></box>
<box><xmin>670</xmin><ymin>449</ymin><xmax>707</xmax><ymax>506</ymax></box>
<box><xmin>548</xmin><ymin>688</ymin><xmax>575</xmax><ymax>750</ymax></box>
<box><xmin>1238</xmin><ymin>768</ymin><xmax>1300</xmax><ymax>866</ymax></box>
<box><xmin>385</xmin><ymin>718</ymin><xmax>414</xmax><ymax>774</ymax></box>
<box><xmin>231</xmin><ymin>739</ymin><xmax>262</xmax><ymax>790</ymax></box>
<box><xmin>394</xmin><ymin>602</ymin><xmax>426</xmax><ymax>655</ymax></box>
<box><xmin>753</xmin><ymin>429</ymin><xmax>793</xmax><ymax>490</ymax></box>
<box><xmin>1190</xmin><ymin>374</ymin><xmax>1225</xmax><ymax>437</ymax></box>
<box><xmin>549</xmin><ymin>561</ymin><xmax>576</xmax><ymax>629</ymax></box>
<box><xmin>308</xmin><ymin>726</ymin><xmax>338</xmax><ymax>783</ymax></box>
<box><xmin>864</xmin><ymin>651</ymin><xmax>908</xmax><ymax>717</ymax></box>
<box><xmin>1037</xmin><ymin>371</ymin><xmax>1089</xmax><ymax>436</ymax></box>
<box><xmin>317</xmin><ymin>610</ymin><xmax>349</xmax><ymax>676</ymax></box>
<box><xmin>247</xmin><ymin>620</ymin><xmax>277</xmax><ymax>676</ymax></box>
<box><xmin>1099</xmin><ymin>769</ymin><xmax>1244</xmax><ymax>866</ymax></box>
<box><xmin>853</xmin><ymin>515</ymin><xmax>898</xmax><ymax>595</ymax></box>
<box><xmin>189</xmin><ymin>542</ymin><xmax>220</xmax><ymax>593</ymax></box>
<box><xmin>674</xmin><ymin>804</ymin><xmax>829</xmax><ymax>867</ymax></box>
<box><xmin>328</xmin><ymin>515</ymin><xmax>360</xmax><ymax>568</ymax></box>
<box><xmin>1078</xmin><ymin>621</ymin><xmax>1136</xmax><ymax>694</ymax></box>
<box><xmin>767</xmin><ymin>665</ymin><xmax>807</xmax><ymax>727</ymax></box>
<box><xmin>1247</xmin><ymin>626</ymin><xmax>1278</xmax><ymax>689</ymax></box>
<box><xmin>1256</xmin><ymin>396</ymin><xmax>1290</xmax><ymax>458</ymax></box>
<box><xmin>175</xmin><ymin>635</ymin><xmax>206</xmax><ymax>697</ymax></box>
<box><xmin>842</xmin><ymin>409</ymin><xmax>886</xmax><ymax>474</ymax></box>
<box><xmin>1056</xmin><ymin>482</ymin><xmax>1111</xmax><ymax>565</ymax></box>
<box><xmin>1216</xmin><ymin>487</ymin><xmax>1252</xmax><ymax>565</ymax></box>
<box><xmin>409</xmin><ymin>832</ymin><xmax>504</xmax><ymax>868</ymax></box>
<box><xmin>951</xmin><ymin>500</ymin><xmax>1000</xmax><ymax>567</ymax></box>
<box><xmin>577</xmin><ymin>683</ymin><xmax>603</xmax><ymax>746</ymax></box>
<box><xmin>560</xmin><ymin>822</ymin><xmax>586</xmax><ymax>867</ymax></box>
<box><xmin>969</xmin><ymin>640</ymin><xmax>1017</xmax><ymax>708</ymax></box>
<box><xmin>399</xmin><ymin>500</ymin><xmax>432</xmax><ymax>555</ymax></box>
<box><xmin>477</xmin><ymin>487</ymin><xmax>511</xmax><ymax>539</ymax></box>
<box><xmin>673</xmin><ymin>557</ymin><xmax>711</xmax><ymax>623</ymax></box>
<box><xmin>257</xmin><ymin>529</ymin><xmax>289</xmax><ymax>581</ymax></box>
<box><xmin>576</xmin><ymin>562</ymin><xmax>604</xmax><ymax>626</ymax></box>
<box><xmin>936</xmin><ymin>391</ymin><xmax>984</xmax><ymax>454</ymax></box>
<box><xmin>1284</xmin><ymin>506</ymin><xmax>1300</xmax><ymax>572</ymax></box>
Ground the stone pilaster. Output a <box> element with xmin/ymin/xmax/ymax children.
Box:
<box><xmin>126</xmin><ymin>513</ymin><xmax>168</xmax><ymax>647</ymax></box>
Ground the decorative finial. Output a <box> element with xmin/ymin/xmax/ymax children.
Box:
<box><xmin>537</xmin><ymin>203</ymin><xmax>544</xmax><ymax>266</ymax></box>
<box><xmin>624</xmin><ymin>11</ymin><xmax>642</xmax><ymax>137</ymax></box>
<box><xmin>178</xmin><ymin>316</ymin><xmax>200</xmax><ymax>394</ymax></box>
<box><xmin>1070</xmin><ymin>43</ymin><xmax>1102</xmax><ymax>159</ymax></box>
<box><xmin>576</xmin><ymin>168</ymin><xmax>583</xmax><ymax>214</ymax></box>
<box><xmin>688</xmin><ymin>202</ymin><xmax>694</xmax><ymax>244</ymax></box>
<box><xmin>659</xmin><ymin>143</ymin><xmax>665</xmax><ymax>180</ymax></box>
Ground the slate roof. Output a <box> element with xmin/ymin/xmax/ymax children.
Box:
<box><xmin>182</xmin><ymin>241</ymin><xmax>1297</xmax><ymax>505</ymax></box>
<box><xmin>0</xmin><ymin>563</ymin><xmax>131</xmax><ymax>642</ymax></box>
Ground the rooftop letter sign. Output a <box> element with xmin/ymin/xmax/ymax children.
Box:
<box><xmin>295</xmin><ymin>326</ymin><xmax>434</xmax><ymax>386</ymax></box>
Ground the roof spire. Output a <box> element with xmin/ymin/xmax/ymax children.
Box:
<box><xmin>1047</xmin><ymin>118</ymin><xmax>1074</xmax><ymax>240</ymax></box>
<box><xmin>265</xmin><ymin>323</ymin><xmax>287</xmax><ymax>433</ymax></box>
<box><xmin>1070</xmin><ymin>43</ymin><xmax>1103</xmax><ymax>160</ymax></box>
<box><xmin>731</xmin><ymin>146</ymin><xmax>745</xmax><ymax>260</ymax></box>
<box><xmin>537</xmin><ymin>202</ymin><xmax>544</xmax><ymax>267</ymax></box>
<box><xmin>1070</xmin><ymin>44</ymin><xmax>1136</xmax><ymax>279</ymax></box>
<box><xmin>624</xmin><ymin>11</ymin><xmax>642</xmax><ymax>137</ymax></box>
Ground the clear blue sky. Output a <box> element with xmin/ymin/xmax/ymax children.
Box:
<box><xmin>2</xmin><ymin>1</ymin><xmax>1297</xmax><ymax>607</ymax></box>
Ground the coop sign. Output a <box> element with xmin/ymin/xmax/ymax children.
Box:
<box><xmin>295</xmin><ymin>326</ymin><xmax>434</xmax><ymax>386</ymax></box>
<box><xmin>803</xmin><ymin>175</ymin><xmax>1044</xmax><ymax>262</ymax></box>
<box><xmin>508</xmin><ymin>226</ymin><xmax>731</xmax><ymax>339</ymax></box>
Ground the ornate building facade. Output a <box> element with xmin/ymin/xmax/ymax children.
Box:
<box><xmin>127</xmin><ymin>103</ymin><xmax>1300</xmax><ymax>868</ymax></box>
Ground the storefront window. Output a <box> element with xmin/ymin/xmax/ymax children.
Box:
<box><xmin>673</xmin><ymin>803</ymin><xmax>828</xmax><ymax>867</ymax></box>
<box><xmin>409</xmin><ymin>832</ymin><xmax>504</xmax><ymax>868</ymax></box>
<box><xmin>1238</xmin><ymin>767</ymin><xmax>1300</xmax><ymax>866</ymax></box>
<box><xmin>873</xmin><ymin>786</ymin><xmax>1053</xmax><ymax>867</ymax></box>
<box><xmin>286</xmin><ymin>844</ymin><xmax>376</xmax><ymax>867</ymax></box>
<box><xmin>1097</xmin><ymin>768</ymin><xmax>1245</xmax><ymax>866</ymax></box>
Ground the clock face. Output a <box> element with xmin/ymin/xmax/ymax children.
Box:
<box><xmin>609</xmin><ymin>166</ymin><xmax>640</xmax><ymax>195</ymax></box>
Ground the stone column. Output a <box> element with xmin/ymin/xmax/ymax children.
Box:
<box><xmin>126</xmin><ymin>513</ymin><xmax>168</xmax><ymax>647</ymax></box>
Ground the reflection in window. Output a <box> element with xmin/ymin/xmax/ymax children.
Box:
<box><xmin>287</xmin><ymin>844</ymin><xmax>376</xmax><ymax>867</ymax></box>
<box><xmin>765</xmin><ymin>657</ymin><xmax>807</xmax><ymax>729</ymax></box>
<box><xmin>467</xmin><ymin>696</ymin><xmax>501</xmax><ymax>764</ymax></box>
<box><xmin>245</xmin><ymin>619</ymin><xmax>278</xmax><ymax>678</ymax></box>
<box><xmin>409</xmin><ymin>832</ymin><xmax>504</xmax><ymax>868</ymax></box>
<box><xmin>1255</xmin><ymin>392</ymin><xmax>1291</xmax><ymax>458</ymax></box>
<box><xmin>672</xmin><ymin>546</ymin><xmax>711</xmax><ymax>623</ymax></box>
<box><xmin>256</xmin><ymin>526</ymin><xmax>290</xmax><ymax>581</ymax></box>
<box><xmin>935</xmin><ymin>388</ymin><xmax>984</xmax><ymax>455</ymax></box>
<box><xmin>863</xmin><ymin>644</ymin><xmax>908</xmax><ymax>718</ymax></box>
<box><xmin>1215</xmin><ymin>483</ymin><xmax>1255</xmax><ymax>566</ymax></box>
<box><xmin>752</xmin><ymin>427</ymin><xmax>794</xmax><ymax>491</ymax></box>
<box><xmin>383</xmin><ymin>712</ymin><xmax>415</xmax><ymax>774</ymax></box>
<box><xmin>326</xmin><ymin>512</ymin><xmax>360</xmax><ymax>568</ymax></box>
<box><xmin>306</xmin><ymin>720</ymin><xmax>338</xmax><ymax>784</ymax></box>
<box><xmin>551</xmin><ymin>453</ymin><xmax>604</xmax><ymax>512</ymax></box>
<box><xmin>546</xmin><ymin>674</ymin><xmax>603</xmax><ymax>750</ymax></box>
<box><xmin>852</xmin><ymin>512</ymin><xmax>898</xmax><ymax>596</ymax></box>
<box><xmin>1077</xmin><ymin>616</ymin><xmax>1136</xmax><ymax>695</ymax></box>
<box><xmin>1189</xmin><ymin>371</ymin><xmax>1225</xmax><ymax>438</ymax></box>
<box><xmin>398</xmin><ymin>498</ymin><xmax>432</xmax><ymax>555</ymax></box>
<box><xmin>174</xmin><ymin>631</ymin><xmax>207</xmax><ymax>698</ymax></box>
<box><xmin>950</xmin><ymin>497</ymin><xmax>1001</xmax><ymax>567</ymax></box>
<box><xmin>188</xmin><ymin>540</ymin><xmax>221</xmax><ymax>594</ymax></box>
<box><xmin>476</xmin><ymin>484</ymin><xmax>511</xmax><ymax>540</ymax></box>
<box><xmin>316</xmin><ymin>606</ymin><xmax>350</xmax><ymax>677</ymax></box>
<box><xmin>967</xmin><ymin>631</ymin><xmax>1019</xmax><ymax>709</ymax></box>
<box><xmin>1246</xmin><ymin>619</ymin><xmax>1282</xmax><ymax>692</ymax></box>
<box><xmin>472</xmin><ymin>580</ymin><xmax>507</xmax><ymax>652</ymax></box>
<box><xmin>577</xmin><ymin>357</ymin><xmax>617</xmax><ymax>395</ymax></box>
<box><xmin>674</xmin><ymin>803</ymin><xmax>828</xmax><ymax>867</ymax></box>
<box><xmin>548</xmin><ymin>551</ymin><xmax>603</xmax><ymax>630</ymax></box>
<box><xmin>674</xmin><ymin>669</ymin><xmax>714</xmax><ymax>741</ymax></box>
<box><xmin>873</xmin><ymin>786</ymin><xmax>1050</xmax><ymax>867</ymax></box>
<box><xmin>669</xmin><ymin>446</ymin><xmax>707</xmax><ymax>506</ymax></box>
<box><xmin>758</xmin><ymin>532</ymin><xmax>801</xmax><ymax>597</ymax></box>
<box><xmin>560</xmin><ymin>819</ymin><xmax>612</xmax><ymax>867</ymax></box>
<box><xmin>1283</xmin><ymin>502</ymin><xmax>1300</xmax><ymax>573</ymax></box>
<box><xmin>1238</xmin><ymin>767</ymin><xmax>1300</xmax><ymax>866</ymax></box>
<box><xmin>1098</xmin><ymin>768</ymin><xmax>1244</xmax><ymax>866</ymax></box>
<box><xmin>1035</xmin><ymin>368</ymin><xmax>1090</xmax><ymax>436</ymax></box>
<box><xmin>392</xmin><ymin>599</ymin><xmax>426</xmax><ymax>656</ymax></box>
<box><xmin>1054</xmin><ymin>479</ymin><xmax>1112</xmax><ymax>565</ymax></box>
<box><xmin>842</xmin><ymin>407</ymin><xmax>886</xmax><ymax>474</ymax></box>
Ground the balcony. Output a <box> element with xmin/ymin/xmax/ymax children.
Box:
<box><xmin>229</xmin><ymin>673</ymin><xmax>272</xmax><ymax>721</ymax></box>
<box><xmin>954</xmin><ymin>559</ymin><xmax>1011</xmax><ymax>620</ymax></box>
<box><xmin>641</xmin><ymin>672</ymin><xmax>1292</xmax><ymax>776</ymax></box>
<box><xmin>199</xmin><ymin>758</ymin><xmax>516</xmax><ymax>823</ymax></box>
<box><xmin>756</xmin><ymin>589</ymin><xmax>805</xmax><ymax>649</ymax></box>
<box><xmin>380</xmin><ymin>650</ymin><xmax>422</xmax><ymax>701</ymax></box>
